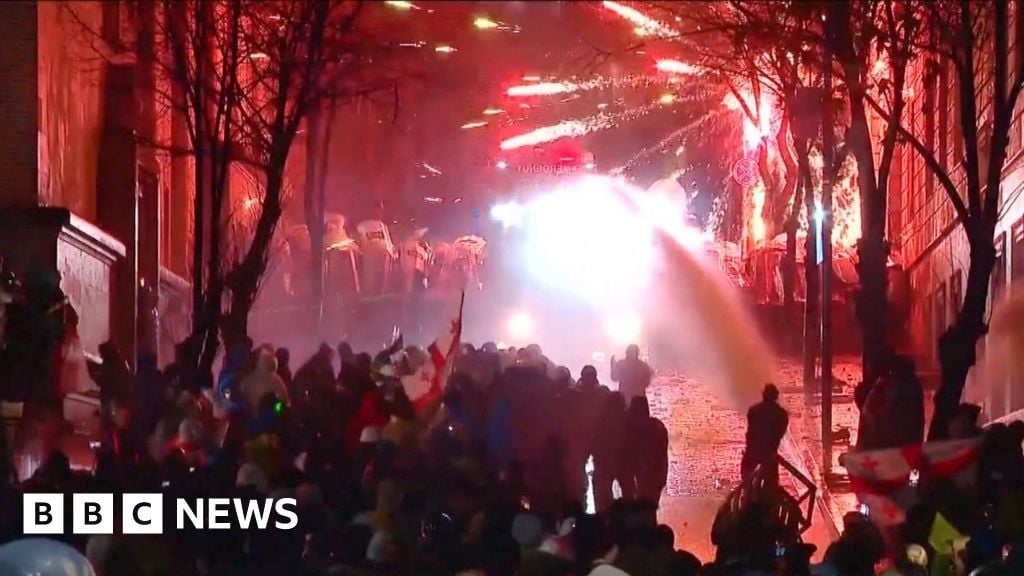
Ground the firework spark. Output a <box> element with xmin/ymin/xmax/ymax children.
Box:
<box><xmin>507</xmin><ymin>82</ymin><xmax>579</xmax><ymax>97</ymax></box>
<box><xmin>474</xmin><ymin>17</ymin><xmax>499</xmax><ymax>29</ymax></box>
<box><xmin>461</xmin><ymin>121</ymin><xmax>489</xmax><ymax>129</ymax></box>
<box><xmin>500</xmin><ymin>96</ymin><xmax>677</xmax><ymax>150</ymax></box>
<box><xmin>602</xmin><ymin>1</ymin><xmax>676</xmax><ymax>38</ymax></box>
<box><xmin>722</xmin><ymin>87</ymin><xmax>778</xmax><ymax>153</ymax></box>
<box><xmin>500</xmin><ymin>121</ymin><xmax>589</xmax><ymax>150</ymax></box>
<box><xmin>656</xmin><ymin>59</ymin><xmax>702</xmax><ymax>75</ymax></box>
<box><xmin>750</xmin><ymin>179</ymin><xmax>766</xmax><ymax>244</ymax></box>
<box><xmin>506</xmin><ymin>74</ymin><xmax>672</xmax><ymax>99</ymax></box>
<box><xmin>482</xmin><ymin>108</ymin><xmax>505</xmax><ymax>116</ymax></box>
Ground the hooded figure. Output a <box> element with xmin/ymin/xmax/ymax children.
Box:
<box><xmin>240</xmin><ymin>349</ymin><xmax>290</xmax><ymax>416</ymax></box>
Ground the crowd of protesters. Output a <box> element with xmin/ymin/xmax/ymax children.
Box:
<box><xmin>0</xmin><ymin>337</ymin><xmax>680</xmax><ymax>576</ymax></box>
<box><xmin>1</xmin><ymin>331</ymin><xmax>1024</xmax><ymax>575</ymax></box>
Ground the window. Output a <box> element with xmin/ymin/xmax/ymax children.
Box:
<box><xmin>952</xmin><ymin>74</ymin><xmax>964</xmax><ymax>167</ymax></box>
<box><xmin>938</xmin><ymin>61</ymin><xmax>950</xmax><ymax>171</ymax></box>
<box><xmin>950</xmin><ymin>270</ymin><xmax>963</xmax><ymax>317</ymax></box>
<box><xmin>161</xmin><ymin>185</ymin><xmax>171</xmax><ymax>268</ymax></box>
<box><xmin>993</xmin><ymin>232</ymin><xmax>1007</xmax><ymax>308</ymax></box>
<box><xmin>1013</xmin><ymin>217</ymin><xmax>1024</xmax><ymax>280</ymax></box>
<box><xmin>102</xmin><ymin>2</ymin><xmax>120</xmax><ymax>46</ymax></box>
<box><xmin>924</xmin><ymin>62</ymin><xmax>938</xmax><ymax>200</ymax></box>
<box><xmin>935</xmin><ymin>282</ymin><xmax>948</xmax><ymax>339</ymax></box>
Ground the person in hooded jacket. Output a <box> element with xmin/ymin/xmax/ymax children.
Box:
<box><xmin>624</xmin><ymin>397</ymin><xmax>669</xmax><ymax>505</ymax></box>
<box><xmin>240</xmin><ymin>349</ymin><xmax>290</xmax><ymax>418</ymax></box>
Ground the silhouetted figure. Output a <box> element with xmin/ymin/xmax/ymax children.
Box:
<box><xmin>860</xmin><ymin>355</ymin><xmax>925</xmax><ymax>449</ymax></box>
<box><xmin>624</xmin><ymin>396</ymin><xmax>669</xmax><ymax>505</ymax></box>
<box><xmin>948</xmin><ymin>403</ymin><xmax>983</xmax><ymax>440</ymax></box>
<box><xmin>275</xmin><ymin>347</ymin><xmax>293</xmax><ymax>389</ymax></box>
<box><xmin>91</xmin><ymin>341</ymin><xmax>133</xmax><ymax>410</ymax></box>
<box><xmin>741</xmin><ymin>384</ymin><xmax>788</xmax><ymax>484</ymax></box>
<box><xmin>592</xmin><ymin>392</ymin><xmax>628</xmax><ymax>512</ymax></box>
<box><xmin>578</xmin><ymin>364</ymin><xmax>601</xmax><ymax>390</ymax></box>
<box><xmin>610</xmin><ymin>344</ymin><xmax>653</xmax><ymax>405</ymax></box>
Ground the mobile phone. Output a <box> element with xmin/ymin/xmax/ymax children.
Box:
<box><xmin>859</xmin><ymin>503</ymin><xmax>870</xmax><ymax>517</ymax></box>
<box><xmin>521</xmin><ymin>496</ymin><xmax>531</xmax><ymax>511</ymax></box>
<box><xmin>88</xmin><ymin>441</ymin><xmax>101</xmax><ymax>450</ymax></box>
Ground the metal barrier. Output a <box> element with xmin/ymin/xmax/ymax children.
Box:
<box><xmin>778</xmin><ymin>455</ymin><xmax>818</xmax><ymax>534</ymax></box>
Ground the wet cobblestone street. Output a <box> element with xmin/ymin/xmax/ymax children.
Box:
<box><xmin>647</xmin><ymin>358</ymin><xmax>864</xmax><ymax>560</ymax></box>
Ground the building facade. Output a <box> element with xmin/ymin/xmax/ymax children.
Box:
<box><xmin>894</xmin><ymin>6</ymin><xmax>1024</xmax><ymax>421</ymax></box>
<box><xmin>0</xmin><ymin>1</ymin><xmax>192</xmax><ymax>378</ymax></box>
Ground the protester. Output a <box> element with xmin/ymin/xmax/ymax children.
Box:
<box><xmin>5</xmin><ymin>322</ymin><xmax>1022</xmax><ymax>576</ymax></box>
<box><xmin>610</xmin><ymin>345</ymin><xmax>653</xmax><ymax>405</ymax></box>
<box><xmin>741</xmin><ymin>383</ymin><xmax>788</xmax><ymax>484</ymax></box>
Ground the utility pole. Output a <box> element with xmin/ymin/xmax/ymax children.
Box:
<box><xmin>820</xmin><ymin>9</ymin><xmax>835</xmax><ymax>478</ymax></box>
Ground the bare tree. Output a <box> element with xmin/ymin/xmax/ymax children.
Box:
<box><xmin>69</xmin><ymin>0</ymin><xmax>409</xmax><ymax>379</ymax></box>
<box><xmin>826</xmin><ymin>0</ymin><xmax>915</xmax><ymax>394</ymax></box>
<box><xmin>866</xmin><ymin>0</ymin><xmax>1024</xmax><ymax>439</ymax></box>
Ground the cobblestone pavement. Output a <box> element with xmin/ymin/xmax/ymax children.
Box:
<box><xmin>647</xmin><ymin>358</ymin><xmax>865</xmax><ymax>561</ymax></box>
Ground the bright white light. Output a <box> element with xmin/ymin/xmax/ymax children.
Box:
<box><xmin>507</xmin><ymin>312</ymin><xmax>535</xmax><ymax>342</ymax></box>
<box><xmin>490</xmin><ymin>201</ymin><xmax>526</xmax><ymax>228</ymax></box>
<box><xmin>605</xmin><ymin>312</ymin><xmax>642</xmax><ymax>346</ymax></box>
<box><xmin>385</xmin><ymin>1</ymin><xmax>417</xmax><ymax>9</ymax></box>
<box><xmin>584</xmin><ymin>162</ymin><xmax>596</xmax><ymax>170</ymax></box>
<box><xmin>522</xmin><ymin>176</ymin><xmax>654</xmax><ymax>305</ymax></box>
<box><xmin>435</xmin><ymin>45</ymin><xmax>457</xmax><ymax>53</ymax></box>
<box><xmin>496</xmin><ymin>160</ymin><xmax>509</xmax><ymax>170</ymax></box>
<box><xmin>814</xmin><ymin>199</ymin><xmax>825</xmax><ymax>223</ymax></box>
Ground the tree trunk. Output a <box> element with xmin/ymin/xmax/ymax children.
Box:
<box><xmin>928</xmin><ymin>229</ymin><xmax>996</xmax><ymax>440</ymax></box>
<box><xmin>829</xmin><ymin>0</ymin><xmax>889</xmax><ymax>402</ymax></box>
<box><xmin>224</xmin><ymin>163</ymin><xmax>286</xmax><ymax>347</ymax></box>
<box><xmin>304</xmin><ymin>107</ymin><xmax>324</xmax><ymax>331</ymax></box>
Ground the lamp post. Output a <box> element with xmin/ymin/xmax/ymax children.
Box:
<box><xmin>820</xmin><ymin>11</ymin><xmax>835</xmax><ymax>478</ymax></box>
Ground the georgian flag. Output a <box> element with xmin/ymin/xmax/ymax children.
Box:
<box><xmin>839</xmin><ymin>437</ymin><xmax>982</xmax><ymax>525</ymax></box>
<box><xmin>401</xmin><ymin>293</ymin><xmax>464</xmax><ymax>414</ymax></box>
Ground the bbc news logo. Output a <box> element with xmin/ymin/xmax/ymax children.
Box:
<box><xmin>23</xmin><ymin>494</ymin><xmax>298</xmax><ymax>535</ymax></box>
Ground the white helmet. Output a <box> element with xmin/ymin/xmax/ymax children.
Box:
<box><xmin>0</xmin><ymin>538</ymin><xmax>96</xmax><ymax>576</ymax></box>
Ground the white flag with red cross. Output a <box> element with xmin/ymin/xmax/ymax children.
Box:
<box><xmin>401</xmin><ymin>293</ymin><xmax>464</xmax><ymax>414</ymax></box>
<box><xmin>839</xmin><ymin>438</ymin><xmax>982</xmax><ymax>526</ymax></box>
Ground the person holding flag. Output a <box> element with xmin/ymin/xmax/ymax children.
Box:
<box><xmin>400</xmin><ymin>293</ymin><xmax>464</xmax><ymax>416</ymax></box>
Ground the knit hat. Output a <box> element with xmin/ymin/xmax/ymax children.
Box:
<box><xmin>236</xmin><ymin>462</ymin><xmax>269</xmax><ymax>493</ymax></box>
<box><xmin>588</xmin><ymin>564</ymin><xmax>630</xmax><ymax>576</ymax></box>
<box><xmin>511</xmin><ymin>513</ymin><xmax>545</xmax><ymax>549</ymax></box>
<box><xmin>360</xmin><ymin>426</ymin><xmax>382</xmax><ymax>444</ymax></box>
